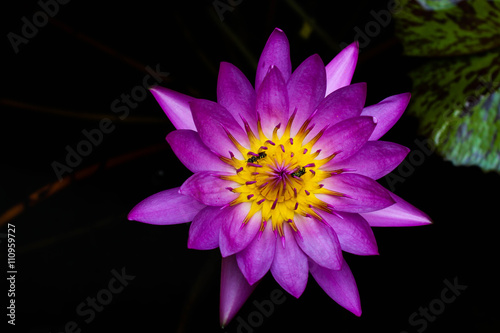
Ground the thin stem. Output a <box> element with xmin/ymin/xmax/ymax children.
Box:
<box><xmin>0</xmin><ymin>142</ymin><xmax>169</xmax><ymax>227</ymax></box>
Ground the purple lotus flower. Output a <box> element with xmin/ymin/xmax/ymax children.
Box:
<box><xmin>128</xmin><ymin>28</ymin><xmax>431</xmax><ymax>326</ymax></box>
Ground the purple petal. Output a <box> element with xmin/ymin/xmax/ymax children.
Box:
<box><xmin>325</xmin><ymin>41</ymin><xmax>359</xmax><ymax>96</ymax></box>
<box><xmin>220</xmin><ymin>255</ymin><xmax>257</xmax><ymax>328</ymax></box>
<box><xmin>180</xmin><ymin>171</ymin><xmax>240</xmax><ymax>206</ymax></box>
<box><xmin>166</xmin><ymin>130</ymin><xmax>234</xmax><ymax>173</ymax></box>
<box><xmin>256</xmin><ymin>28</ymin><xmax>292</xmax><ymax>92</ymax></box>
<box><xmin>217</xmin><ymin>62</ymin><xmax>257</xmax><ymax>131</ymax></box>
<box><xmin>313</xmin><ymin>116</ymin><xmax>376</xmax><ymax>162</ymax></box>
<box><xmin>219</xmin><ymin>203</ymin><xmax>262</xmax><ymax>257</ymax></box>
<box><xmin>270</xmin><ymin>223</ymin><xmax>308</xmax><ymax>298</ymax></box>
<box><xmin>362</xmin><ymin>92</ymin><xmax>411</xmax><ymax>141</ymax></box>
<box><xmin>325</xmin><ymin>141</ymin><xmax>410</xmax><ymax>180</ymax></box>
<box><xmin>256</xmin><ymin>66</ymin><xmax>289</xmax><ymax>138</ymax></box>
<box><xmin>294</xmin><ymin>215</ymin><xmax>343</xmax><ymax>270</ymax></box>
<box><xmin>128</xmin><ymin>187</ymin><xmax>205</xmax><ymax>225</ymax></box>
<box><xmin>307</xmin><ymin>83</ymin><xmax>367</xmax><ymax>139</ymax></box>
<box><xmin>320</xmin><ymin>212</ymin><xmax>378</xmax><ymax>255</ymax></box>
<box><xmin>150</xmin><ymin>86</ymin><xmax>196</xmax><ymax>130</ymax></box>
<box><xmin>287</xmin><ymin>54</ymin><xmax>326</xmax><ymax>134</ymax></box>
<box><xmin>318</xmin><ymin>173</ymin><xmax>395</xmax><ymax>213</ymax></box>
<box><xmin>361</xmin><ymin>192</ymin><xmax>432</xmax><ymax>227</ymax></box>
<box><xmin>309</xmin><ymin>258</ymin><xmax>362</xmax><ymax>316</ymax></box>
<box><xmin>236</xmin><ymin>221</ymin><xmax>276</xmax><ymax>285</ymax></box>
<box><xmin>190</xmin><ymin>99</ymin><xmax>249</xmax><ymax>159</ymax></box>
<box><xmin>188</xmin><ymin>206</ymin><xmax>224</xmax><ymax>250</ymax></box>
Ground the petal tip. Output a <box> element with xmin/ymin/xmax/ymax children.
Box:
<box><xmin>219</xmin><ymin>315</ymin><xmax>230</xmax><ymax>328</ymax></box>
<box><xmin>127</xmin><ymin>205</ymin><xmax>142</xmax><ymax>222</ymax></box>
<box><xmin>401</xmin><ymin>91</ymin><xmax>411</xmax><ymax>101</ymax></box>
<box><xmin>342</xmin><ymin>40</ymin><xmax>359</xmax><ymax>53</ymax></box>
<box><xmin>352</xmin><ymin>306</ymin><xmax>362</xmax><ymax>317</ymax></box>
<box><xmin>127</xmin><ymin>211</ymin><xmax>136</xmax><ymax>221</ymax></box>
<box><xmin>288</xmin><ymin>289</ymin><xmax>303</xmax><ymax>299</ymax></box>
<box><xmin>421</xmin><ymin>216</ymin><xmax>433</xmax><ymax>225</ymax></box>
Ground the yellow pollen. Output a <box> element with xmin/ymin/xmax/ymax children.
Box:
<box><xmin>220</xmin><ymin>115</ymin><xmax>342</xmax><ymax>237</ymax></box>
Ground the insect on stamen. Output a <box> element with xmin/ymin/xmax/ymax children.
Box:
<box><xmin>291</xmin><ymin>167</ymin><xmax>306</xmax><ymax>178</ymax></box>
<box><xmin>247</xmin><ymin>152</ymin><xmax>267</xmax><ymax>163</ymax></box>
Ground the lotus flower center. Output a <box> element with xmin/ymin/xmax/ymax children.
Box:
<box><xmin>220</xmin><ymin>115</ymin><xmax>342</xmax><ymax>236</ymax></box>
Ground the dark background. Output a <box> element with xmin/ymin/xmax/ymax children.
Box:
<box><xmin>2</xmin><ymin>0</ymin><xmax>499</xmax><ymax>332</ymax></box>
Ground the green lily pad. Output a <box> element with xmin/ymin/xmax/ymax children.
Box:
<box><xmin>407</xmin><ymin>49</ymin><xmax>500</xmax><ymax>172</ymax></box>
<box><xmin>394</xmin><ymin>0</ymin><xmax>500</xmax><ymax>56</ymax></box>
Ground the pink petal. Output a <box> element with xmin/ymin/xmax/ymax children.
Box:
<box><xmin>190</xmin><ymin>99</ymin><xmax>249</xmax><ymax>159</ymax></box>
<box><xmin>362</xmin><ymin>92</ymin><xmax>411</xmax><ymax>141</ymax></box>
<box><xmin>309</xmin><ymin>258</ymin><xmax>362</xmax><ymax>316</ymax></box>
<box><xmin>294</xmin><ymin>215</ymin><xmax>343</xmax><ymax>270</ymax></box>
<box><xmin>150</xmin><ymin>86</ymin><xmax>196</xmax><ymax>130</ymax></box>
<box><xmin>320</xmin><ymin>212</ymin><xmax>378</xmax><ymax>256</ymax></box>
<box><xmin>361</xmin><ymin>192</ymin><xmax>432</xmax><ymax>227</ymax></box>
<box><xmin>219</xmin><ymin>203</ymin><xmax>262</xmax><ymax>257</ymax></box>
<box><xmin>188</xmin><ymin>206</ymin><xmax>224</xmax><ymax>250</ymax></box>
<box><xmin>318</xmin><ymin>173</ymin><xmax>395</xmax><ymax>213</ymax></box>
<box><xmin>308</xmin><ymin>83</ymin><xmax>367</xmax><ymax>138</ymax></box>
<box><xmin>287</xmin><ymin>54</ymin><xmax>326</xmax><ymax>135</ymax></box>
<box><xmin>325</xmin><ymin>141</ymin><xmax>410</xmax><ymax>180</ymax></box>
<box><xmin>166</xmin><ymin>130</ymin><xmax>234</xmax><ymax>173</ymax></box>
<box><xmin>127</xmin><ymin>187</ymin><xmax>205</xmax><ymax>225</ymax></box>
<box><xmin>256</xmin><ymin>66</ymin><xmax>289</xmax><ymax>138</ymax></box>
<box><xmin>180</xmin><ymin>171</ymin><xmax>239</xmax><ymax>206</ymax></box>
<box><xmin>217</xmin><ymin>62</ymin><xmax>257</xmax><ymax>131</ymax></box>
<box><xmin>325</xmin><ymin>41</ymin><xmax>359</xmax><ymax>96</ymax></box>
<box><xmin>313</xmin><ymin>116</ymin><xmax>376</xmax><ymax>162</ymax></box>
<box><xmin>236</xmin><ymin>221</ymin><xmax>276</xmax><ymax>285</ymax></box>
<box><xmin>220</xmin><ymin>255</ymin><xmax>257</xmax><ymax>328</ymax></box>
<box><xmin>255</xmin><ymin>28</ymin><xmax>292</xmax><ymax>92</ymax></box>
<box><xmin>270</xmin><ymin>223</ymin><xmax>308</xmax><ymax>298</ymax></box>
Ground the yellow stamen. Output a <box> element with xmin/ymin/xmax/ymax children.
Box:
<box><xmin>220</xmin><ymin>113</ymin><xmax>337</xmax><ymax>236</ymax></box>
